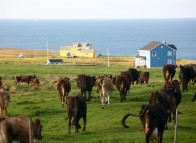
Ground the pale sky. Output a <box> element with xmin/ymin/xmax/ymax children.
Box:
<box><xmin>0</xmin><ymin>0</ymin><xmax>195</xmax><ymax>19</ymax></box>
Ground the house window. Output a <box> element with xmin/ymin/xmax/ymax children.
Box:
<box><xmin>167</xmin><ymin>59</ymin><xmax>172</xmax><ymax>64</ymax></box>
<box><xmin>167</xmin><ymin>51</ymin><xmax>172</xmax><ymax>56</ymax></box>
<box><xmin>152</xmin><ymin>51</ymin><xmax>156</xmax><ymax>57</ymax></box>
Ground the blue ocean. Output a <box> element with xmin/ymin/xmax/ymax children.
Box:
<box><xmin>0</xmin><ymin>19</ymin><xmax>196</xmax><ymax>60</ymax></box>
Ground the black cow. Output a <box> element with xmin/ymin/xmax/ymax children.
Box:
<box><xmin>163</xmin><ymin>64</ymin><xmax>176</xmax><ymax>81</ymax></box>
<box><xmin>179</xmin><ymin>64</ymin><xmax>196</xmax><ymax>92</ymax></box>
<box><xmin>67</xmin><ymin>94</ymin><xmax>87</xmax><ymax>134</ymax></box>
<box><xmin>149</xmin><ymin>91</ymin><xmax>174</xmax><ymax>129</ymax></box>
<box><xmin>15</xmin><ymin>74</ymin><xmax>37</xmax><ymax>87</ymax></box>
<box><xmin>127</xmin><ymin>68</ymin><xmax>139</xmax><ymax>85</ymax></box>
<box><xmin>122</xmin><ymin>103</ymin><xmax>167</xmax><ymax>143</ymax></box>
<box><xmin>75</xmin><ymin>75</ymin><xmax>96</xmax><ymax>101</ymax></box>
<box><xmin>57</xmin><ymin>77</ymin><xmax>71</xmax><ymax>107</ymax></box>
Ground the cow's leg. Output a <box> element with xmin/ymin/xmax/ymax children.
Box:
<box><xmin>82</xmin><ymin>115</ymin><xmax>86</xmax><ymax>132</ymax></box>
<box><xmin>107</xmin><ymin>94</ymin><xmax>110</xmax><ymax>105</ymax></box>
<box><xmin>158</xmin><ymin>131</ymin><xmax>163</xmax><ymax>143</ymax></box>
<box><xmin>87</xmin><ymin>91</ymin><xmax>91</xmax><ymax>102</ymax></box>
<box><xmin>120</xmin><ymin>92</ymin><xmax>123</xmax><ymax>103</ymax></box>
<box><xmin>101</xmin><ymin>96</ymin><xmax>104</xmax><ymax>109</ymax></box>
<box><xmin>61</xmin><ymin>95</ymin><xmax>65</xmax><ymax>107</ymax></box>
<box><xmin>68</xmin><ymin>117</ymin><xmax>71</xmax><ymax>134</ymax></box>
<box><xmin>146</xmin><ymin>130</ymin><xmax>153</xmax><ymax>143</ymax></box>
<box><xmin>75</xmin><ymin>115</ymin><xmax>80</xmax><ymax>134</ymax></box>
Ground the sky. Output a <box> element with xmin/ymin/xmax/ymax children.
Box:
<box><xmin>0</xmin><ymin>0</ymin><xmax>196</xmax><ymax>19</ymax></box>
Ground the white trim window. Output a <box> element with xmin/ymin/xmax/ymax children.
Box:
<box><xmin>152</xmin><ymin>51</ymin><xmax>156</xmax><ymax>57</ymax></box>
<box><xmin>167</xmin><ymin>51</ymin><xmax>172</xmax><ymax>56</ymax></box>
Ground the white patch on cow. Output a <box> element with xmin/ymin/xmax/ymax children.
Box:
<box><xmin>150</xmin><ymin>128</ymin><xmax>158</xmax><ymax>141</ymax></box>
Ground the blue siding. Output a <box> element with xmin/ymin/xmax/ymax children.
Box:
<box><xmin>150</xmin><ymin>44</ymin><xmax>176</xmax><ymax>67</ymax></box>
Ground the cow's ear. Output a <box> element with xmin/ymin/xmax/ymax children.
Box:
<box><xmin>68</xmin><ymin>78</ymin><xmax>70</xmax><ymax>81</ymax></box>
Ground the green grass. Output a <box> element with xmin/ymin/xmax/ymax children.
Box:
<box><xmin>0</xmin><ymin>63</ymin><xmax>195</xmax><ymax>143</ymax></box>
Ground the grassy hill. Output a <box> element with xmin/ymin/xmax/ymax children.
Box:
<box><xmin>0</xmin><ymin>48</ymin><xmax>195</xmax><ymax>143</ymax></box>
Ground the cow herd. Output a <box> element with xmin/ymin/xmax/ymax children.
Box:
<box><xmin>122</xmin><ymin>64</ymin><xmax>195</xmax><ymax>143</ymax></box>
<box><xmin>0</xmin><ymin>63</ymin><xmax>195</xmax><ymax>142</ymax></box>
<box><xmin>0</xmin><ymin>75</ymin><xmax>42</xmax><ymax>142</ymax></box>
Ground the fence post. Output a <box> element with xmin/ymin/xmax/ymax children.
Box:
<box><xmin>174</xmin><ymin>108</ymin><xmax>178</xmax><ymax>143</ymax></box>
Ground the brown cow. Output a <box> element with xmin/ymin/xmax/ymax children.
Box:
<box><xmin>113</xmin><ymin>74</ymin><xmax>130</xmax><ymax>102</ymax></box>
<box><xmin>67</xmin><ymin>94</ymin><xmax>87</xmax><ymax>134</ymax></box>
<box><xmin>31</xmin><ymin>77</ymin><xmax>40</xmax><ymax>88</ymax></box>
<box><xmin>122</xmin><ymin>103</ymin><xmax>167</xmax><ymax>143</ymax></box>
<box><xmin>0</xmin><ymin>87</ymin><xmax>10</xmax><ymax>115</ymax></box>
<box><xmin>57</xmin><ymin>77</ymin><xmax>71</xmax><ymax>107</ymax></box>
<box><xmin>163</xmin><ymin>64</ymin><xmax>176</xmax><ymax>81</ymax></box>
<box><xmin>96</xmin><ymin>76</ymin><xmax>113</xmax><ymax>108</ymax></box>
<box><xmin>15</xmin><ymin>74</ymin><xmax>37</xmax><ymax>87</ymax></box>
<box><xmin>139</xmin><ymin>71</ymin><xmax>150</xmax><ymax>84</ymax></box>
<box><xmin>0</xmin><ymin>116</ymin><xmax>42</xmax><ymax>143</ymax></box>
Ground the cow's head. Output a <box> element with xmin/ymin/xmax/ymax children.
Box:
<box><xmin>56</xmin><ymin>78</ymin><xmax>63</xmax><ymax>90</ymax></box>
<box><xmin>32</xmin><ymin>118</ymin><xmax>43</xmax><ymax>140</ymax></box>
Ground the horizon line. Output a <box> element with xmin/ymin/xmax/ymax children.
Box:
<box><xmin>1</xmin><ymin>17</ymin><xmax>196</xmax><ymax>20</ymax></box>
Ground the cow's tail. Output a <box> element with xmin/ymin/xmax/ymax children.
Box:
<box><xmin>121</xmin><ymin>113</ymin><xmax>139</xmax><ymax>128</ymax></box>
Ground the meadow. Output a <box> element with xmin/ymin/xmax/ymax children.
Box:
<box><xmin>0</xmin><ymin>53</ymin><xmax>195</xmax><ymax>143</ymax></box>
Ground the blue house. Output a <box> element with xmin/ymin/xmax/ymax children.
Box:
<box><xmin>135</xmin><ymin>41</ymin><xmax>177</xmax><ymax>68</ymax></box>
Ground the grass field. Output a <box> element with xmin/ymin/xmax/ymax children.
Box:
<box><xmin>0</xmin><ymin>49</ymin><xmax>195</xmax><ymax>143</ymax></box>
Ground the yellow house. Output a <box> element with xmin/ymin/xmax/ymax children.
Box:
<box><xmin>60</xmin><ymin>42</ymin><xmax>96</xmax><ymax>58</ymax></box>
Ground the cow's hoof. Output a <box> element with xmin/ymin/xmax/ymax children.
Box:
<box><xmin>78</xmin><ymin>124</ymin><xmax>81</xmax><ymax>129</ymax></box>
<box><xmin>82</xmin><ymin>127</ymin><xmax>86</xmax><ymax>131</ymax></box>
<box><xmin>101</xmin><ymin>106</ymin><xmax>104</xmax><ymax>109</ymax></box>
<box><xmin>68</xmin><ymin>131</ymin><xmax>71</xmax><ymax>134</ymax></box>
<box><xmin>106</xmin><ymin>101</ymin><xmax>108</xmax><ymax>104</ymax></box>
<box><xmin>61</xmin><ymin>104</ymin><xmax>64</xmax><ymax>107</ymax></box>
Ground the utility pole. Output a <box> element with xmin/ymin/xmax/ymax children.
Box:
<box><xmin>46</xmin><ymin>41</ymin><xmax>49</xmax><ymax>64</ymax></box>
<box><xmin>107</xmin><ymin>49</ymin><xmax>110</xmax><ymax>67</ymax></box>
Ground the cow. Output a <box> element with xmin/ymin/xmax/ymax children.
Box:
<box><xmin>127</xmin><ymin>68</ymin><xmax>140</xmax><ymax>85</ymax></box>
<box><xmin>75</xmin><ymin>75</ymin><xmax>96</xmax><ymax>101</ymax></box>
<box><xmin>121</xmin><ymin>103</ymin><xmax>167</xmax><ymax>143</ymax></box>
<box><xmin>163</xmin><ymin>64</ymin><xmax>176</xmax><ymax>81</ymax></box>
<box><xmin>179</xmin><ymin>64</ymin><xmax>196</xmax><ymax>92</ymax></box>
<box><xmin>67</xmin><ymin>94</ymin><xmax>87</xmax><ymax>134</ymax></box>
<box><xmin>149</xmin><ymin>91</ymin><xmax>174</xmax><ymax>129</ymax></box>
<box><xmin>57</xmin><ymin>77</ymin><xmax>71</xmax><ymax>107</ymax></box>
<box><xmin>113</xmin><ymin>74</ymin><xmax>131</xmax><ymax>102</ymax></box>
<box><xmin>96</xmin><ymin>76</ymin><xmax>113</xmax><ymax>108</ymax></box>
<box><xmin>0</xmin><ymin>87</ymin><xmax>10</xmax><ymax>115</ymax></box>
<box><xmin>32</xmin><ymin>118</ymin><xmax>43</xmax><ymax>140</ymax></box>
<box><xmin>0</xmin><ymin>116</ymin><xmax>43</xmax><ymax>142</ymax></box>
<box><xmin>31</xmin><ymin>77</ymin><xmax>40</xmax><ymax>88</ymax></box>
<box><xmin>163</xmin><ymin>79</ymin><xmax>181</xmax><ymax>108</ymax></box>
<box><xmin>0</xmin><ymin>77</ymin><xmax>2</xmax><ymax>87</ymax></box>
<box><xmin>15</xmin><ymin>74</ymin><xmax>37</xmax><ymax>87</ymax></box>
<box><xmin>139</xmin><ymin>71</ymin><xmax>150</xmax><ymax>84</ymax></box>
